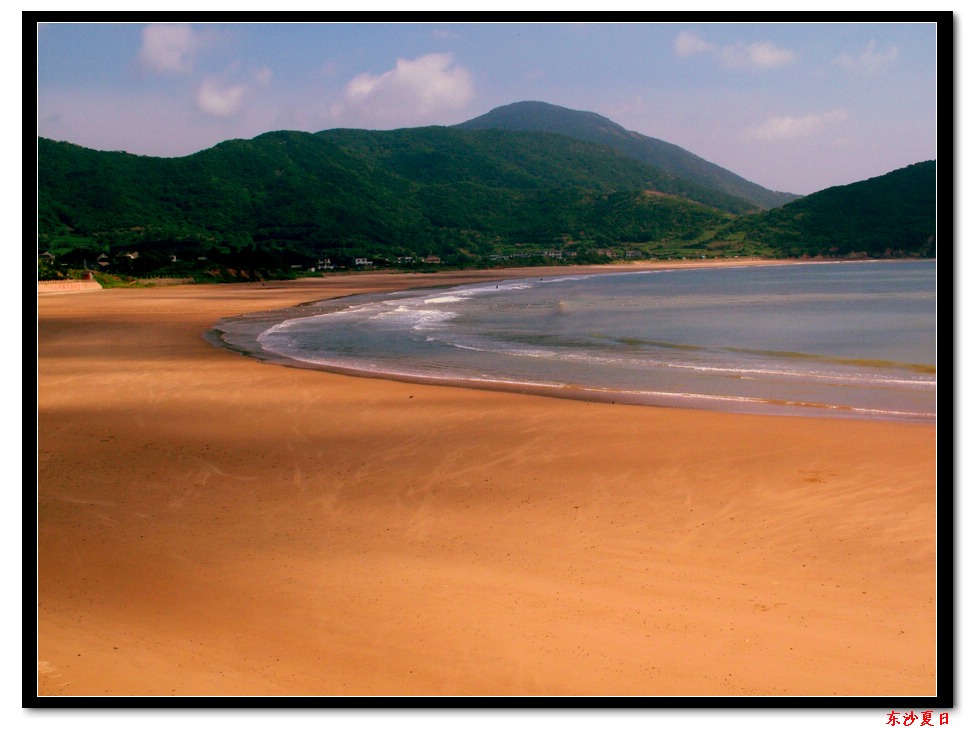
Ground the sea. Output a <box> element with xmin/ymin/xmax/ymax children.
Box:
<box><xmin>208</xmin><ymin>260</ymin><xmax>937</xmax><ymax>422</ymax></box>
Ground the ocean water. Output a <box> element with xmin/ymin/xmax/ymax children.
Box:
<box><xmin>209</xmin><ymin>260</ymin><xmax>937</xmax><ymax>421</ymax></box>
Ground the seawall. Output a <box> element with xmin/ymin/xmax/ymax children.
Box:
<box><xmin>37</xmin><ymin>280</ymin><xmax>103</xmax><ymax>293</ymax></box>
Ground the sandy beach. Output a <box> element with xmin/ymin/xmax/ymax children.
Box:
<box><xmin>36</xmin><ymin>262</ymin><xmax>938</xmax><ymax>698</ymax></box>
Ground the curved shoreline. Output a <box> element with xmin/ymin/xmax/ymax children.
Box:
<box><xmin>208</xmin><ymin>260</ymin><xmax>935</xmax><ymax>423</ymax></box>
<box><xmin>37</xmin><ymin>259</ymin><xmax>938</xmax><ymax>698</ymax></box>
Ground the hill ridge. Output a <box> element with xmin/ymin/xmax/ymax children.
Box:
<box><xmin>455</xmin><ymin>100</ymin><xmax>799</xmax><ymax>210</ymax></box>
<box><xmin>36</xmin><ymin>124</ymin><xmax>936</xmax><ymax>283</ymax></box>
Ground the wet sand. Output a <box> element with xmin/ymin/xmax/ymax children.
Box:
<box><xmin>36</xmin><ymin>263</ymin><xmax>938</xmax><ymax>698</ymax></box>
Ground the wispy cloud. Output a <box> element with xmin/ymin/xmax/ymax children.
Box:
<box><xmin>675</xmin><ymin>31</ymin><xmax>796</xmax><ymax>69</ymax></box>
<box><xmin>431</xmin><ymin>29</ymin><xmax>460</xmax><ymax>40</ymax></box>
<box><xmin>722</xmin><ymin>41</ymin><xmax>796</xmax><ymax>69</ymax></box>
<box><xmin>192</xmin><ymin>65</ymin><xmax>271</xmax><ymax>118</ymax></box>
<box><xmin>673</xmin><ymin>31</ymin><xmax>715</xmax><ymax>57</ymax></box>
<box><xmin>834</xmin><ymin>40</ymin><xmax>899</xmax><ymax>77</ymax></box>
<box><xmin>138</xmin><ymin>24</ymin><xmax>200</xmax><ymax>74</ymax></box>
<box><xmin>196</xmin><ymin>77</ymin><xmax>247</xmax><ymax>117</ymax></box>
<box><xmin>332</xmin><ymin>53</ymin><xmax>474</xmax><ymax>126</ymax></box>
<box><xmin>744</xmin><ymin>108</ymin><xmax>848</xmax><ymax>141</ymax></box>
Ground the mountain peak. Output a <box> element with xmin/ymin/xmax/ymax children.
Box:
<box><xmin>457</xmin><ymin>101</ymin><xmax>799</xmax><ymax>210</ymax></box>
<box><xmin>459</xmin><ymin>101</ymin><xmax>633</xmax><ymax>138</ymax></box>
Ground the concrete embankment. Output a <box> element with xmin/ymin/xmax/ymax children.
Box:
<box><xmin>37</xmin><ymin>280</ymin><xmax>103</xmax><ymax>293</ymax></box>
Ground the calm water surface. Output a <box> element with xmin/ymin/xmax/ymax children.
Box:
<box><xmin>209</xmin><ymin>261</ymin><xmax>937</xmax><ymax>421</ymax></box>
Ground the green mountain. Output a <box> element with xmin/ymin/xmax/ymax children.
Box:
<box><xmin>36</xmin><ymin>104</ymin><xmax>936</xmax><ymax>282</ymax></box>
<box><xmin>455</xmin><ymin>101</ymin><xmax>799</xmax><ymax>211</ymax></box>
<box><xmin>37</xmin><ymin>127</ymin><xmax>737</xmax><ymax>278</ymax></box>
<box><xmin>723</xmin><ymin>161</ymin><xmax>937</xmax><ymax>258</ymax></box>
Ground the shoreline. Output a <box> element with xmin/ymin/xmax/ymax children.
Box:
<box><xmin>37</xmin><ymin>254</ymin><xmax>926</xmax><ymax>297</ymax></box>
<box><xmin>37</xmin><ymin>260</ymin><xmax>938</xmax><ymax>698</ymax></box>
<box><xmin>208</xmin><ymin>258</ymin><xmax>935</xmax><ymax>424</ymax></box>
<box><xmin>206</xmin><ymin>347</ymin><xmax>937</xmax><ymax>424</ymax></box>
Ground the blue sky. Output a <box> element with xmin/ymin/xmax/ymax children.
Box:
<box><xmin>37</xmin><ymin>21</ymin><xmax>940</xmax><ymax>195</ymax></box>
<box><xmin>20</xmin><ymin>16</ymin><xmax>966</xmax><ymax>730</ymax></box>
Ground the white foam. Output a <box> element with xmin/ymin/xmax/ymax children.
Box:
<box><xmin>431</xmin><ymin>335</ymin><xmax>935</xmax><ymax>389</ymax></box>
<box><xmin>243</xmin><ymin>261</ymin><xmax>936</xmax><ymax>423</ymax></box>
<box><xmin>370</xmin><ymin>305</ymin><xmax>458</xmax><ymax>331</ymax></box>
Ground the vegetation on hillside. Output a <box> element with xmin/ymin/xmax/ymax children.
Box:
<box><xmin>455</xmin><ymin>101</ymin><xmax>800</xmax><ymax>211</ymax></box>
<box><xmin>36</xmin><ymin>114</ymin><xmax>936</xmax><ymax>283</ymax></box>
<box><xmin>722</xmin><ymin>161</ymin><xmax>936</xmax><ymax>259</ymax></box>
<box><xmin>37</xmin><ymin>129</ymin><xmax>741</xmax><ymax>280</ymax></box>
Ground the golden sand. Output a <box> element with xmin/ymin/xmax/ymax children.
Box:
<box><xmin>36</xmin><ymin>263</ymin><xmax>937</xmax><ymax>697</ymax></box>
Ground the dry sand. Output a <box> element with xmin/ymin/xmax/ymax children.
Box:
<box><xmin>36</xmin><ymin>262</ymin><xmax>938</xmax><ymax>698</ymax></box>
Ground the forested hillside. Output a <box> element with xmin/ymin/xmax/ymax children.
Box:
<box><xmin>36</xmin><ymin>105</ymin><xmax>936</xmax><ymax>283</ymax></box>
<box><xmin>37</xmin><ymin>128</ymin><xmax>738</xmax><ymax>279</ymax></box>
<box><xmin>724</xmin><ymin>161</ymin><xmax>936</xmax><ymax>259</ymax></box>
<box><xmin>455</xmin><ymin>101</ymin><xmax>799</xmax><ymax>211</ymax></box>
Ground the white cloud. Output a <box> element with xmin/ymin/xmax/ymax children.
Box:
<box><xmin>834</xmin><ymin>40</ymin><xmax>899</xmax><ymax>77</ymax></box>
<box><xmin>196</xmin><ymin>77</ymin><xmax>247</xmax><ymax>117</ymax></box>
<box><xmin>743</xmin><ymin>108</ymin><xmax>848</xmax><ymax>141</ymax></box>
<box><xmin>674</xmin><ymin>31</ymin><xmax>714</xmax><ymax>57</ymax></box>
<box><xmin>675</xmin><ymin>32</ymin><xmax>795</xmax><ymax>69</ymax></box>
<box><xmin>139</xmin><ymin>24</ymin><xmax>199</xmax><ymax>74</ymax></box>
<box><xmin>722</xmin><ymin>41</ymin><xmax>796</xmax><ymax>69</ymax></box>
<box><xmin>333</xmin><ymin>53</ymin><xmax>474</xmax><ymax>126</ymax></box>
